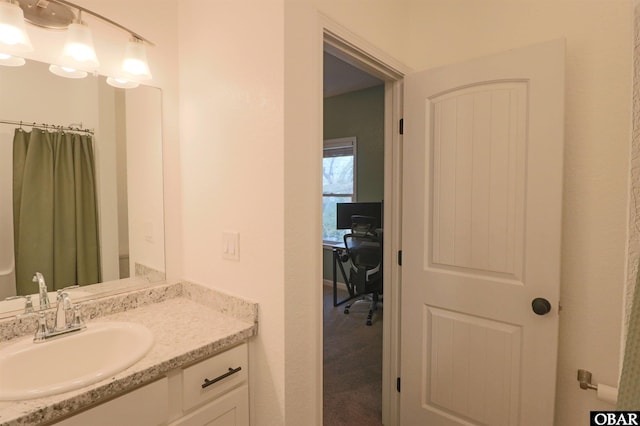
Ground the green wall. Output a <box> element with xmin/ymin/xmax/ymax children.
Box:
<box><xmin>323</xmin><ymin>84</ymin><xmax>384</xmax><ymax>282</ymax></box>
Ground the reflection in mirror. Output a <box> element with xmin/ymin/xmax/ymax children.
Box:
<box><xmin>0</xmin><ymin>59</ymin><xmax>165</xmax><ymax>317</ymax></box>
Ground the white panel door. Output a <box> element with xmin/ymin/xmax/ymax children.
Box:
<box><xmin>401</xmin><ymin>40</ymin><xmax>565</xmax><ymax>426</ymax></box>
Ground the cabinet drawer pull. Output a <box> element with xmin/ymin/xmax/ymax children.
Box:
<box><xmin>202</xmin><ymin>366</ymin><xmax>242</xmax><ymax>389</ymax></box>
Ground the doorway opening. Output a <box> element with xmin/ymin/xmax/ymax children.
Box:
<box><xmin>321</xmin><ymin>24</ymin><xmax>406</xmax><ymax>425</ymax></box>
<box><xmin>322</xmin><ymin>47</ymin><xmax>385</xmax><ymax>425</ymax></box>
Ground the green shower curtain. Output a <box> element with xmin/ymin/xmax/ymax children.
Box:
<box><xmin>13</xmin><ymin>128</ymin><xmax>101</xmax><ymax>295</ymax></box>
<box><xmin>619</xmin><ymin>260</ymin><xmax>640</xmax><ymax>409</ymax></box>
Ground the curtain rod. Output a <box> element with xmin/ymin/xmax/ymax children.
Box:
<box><xmin>0</xmin><ymin>120</ymin><xmax>94</xmax><ymax>135</ymax></box>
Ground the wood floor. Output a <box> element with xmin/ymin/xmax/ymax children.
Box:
<box><xmin>323</xmin><ymin>285</ymin><xmax>383</xmax><ymax>426</ymax></box>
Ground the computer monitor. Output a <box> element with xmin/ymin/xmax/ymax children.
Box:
<box><xmin>336</xmin><ymin>202</ymin><xmax>383</xmax><ymax>230</ymax></box>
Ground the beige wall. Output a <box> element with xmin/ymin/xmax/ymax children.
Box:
<box><xmin>124</xmin><ymin>87</ymin><xmax>165</xmax><ymax>276</ymax></box>
<box><xmin>178</xmin><ymin>1</ymin><xmax>287</xmax><ymax>424</ymax></box>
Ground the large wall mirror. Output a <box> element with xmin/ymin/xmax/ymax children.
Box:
<box><xmin>0</xmin><ymin>59</ymin><xmax>165</xmax><ymax>318</ymax></box>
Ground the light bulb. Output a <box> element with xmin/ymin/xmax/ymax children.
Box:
<box><xmin>121</xmin><ymin>38</ymin><xmax>151</xmax><ymax>81</ymax></box>
<box><xmin>0</xmin><ymin>1</ymin><xmax>32</xmax><ymax>53</ymax></box>
<box><xmin>58</xmin><ymin>22</ymin><xmax>99</xmax><ymax>71</ymax></box>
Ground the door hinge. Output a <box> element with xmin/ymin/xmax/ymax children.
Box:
<box><xmin>397</xmin><ymin>250</ymin><xmax>402</xmax><ymax>266</ymax></box>
<box><xmin>397</xmin><ymin>377</ymin><xmax>401</xmax><ymax>392</ymax></box>
<box><xmin>399</xmin><ymin>118</ymin><xmax>404</xmax><ymax>135</ymax></box>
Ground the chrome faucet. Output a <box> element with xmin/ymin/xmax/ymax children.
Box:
<box><xmin>33</xmin><ymin>291</ymin><xmax>85</xmax><ymax>342</ymax></box>
<box><xmin>32</xmin><ymin>272</ymin><xmax>51</xmax><ymax>310</ymax></box>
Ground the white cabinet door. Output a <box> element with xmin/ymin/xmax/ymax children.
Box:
<box><xmin>169</xmin><ymin>385</ymin><xmax>249</xmax><ymax>426</ymax></box>
<box><xmin>55</xmin><ymin>378</ymin><xmax>169</xmax><ymax>426</ymax></box>
<box><xmin>401</xmin><ymin>39</ymin><xmax>565</xmax><ymax>426</ymax></box>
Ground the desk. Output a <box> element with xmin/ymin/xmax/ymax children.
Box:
<box><xmin>331</xmin><ymin>246</ymin><xmax>357</xmax><ymax>307</ymax></box>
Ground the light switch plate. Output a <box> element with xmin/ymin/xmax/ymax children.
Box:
<box><xmin>222</xmin><ymin>231</ymin><xmax>240</xmax><ymax>261</ymax></box>
<box><xmin>144</xmin><ymin>221</ymin><xmax>154</xmax><ymax>243</ymax></box>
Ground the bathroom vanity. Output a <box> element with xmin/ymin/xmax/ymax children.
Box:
<box><xmin>0</xmin><ymin>281</ymin><xmax>258</xmax><ymax>425</ymax></box>
<box><xmin>55</xmin><ymin>343</ymin><xmax>249</xmax><ymax>426</ymax></box>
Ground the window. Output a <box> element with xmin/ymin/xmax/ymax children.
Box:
<box><xmin>323</xmin><ymin>137</ymin><xmax>356</xmax><ymax>243</ymax></box>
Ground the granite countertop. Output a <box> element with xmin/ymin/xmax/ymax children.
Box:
<box><xmin>0</xmin><ymin>281</ymin><xmax>258</xmax><ymax>426</ymax></box>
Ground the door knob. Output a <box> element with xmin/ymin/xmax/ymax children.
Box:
<box><xmin>531</xmin><ymin>298</ymin><xmax>551</xmax><ymax>315</ymax></box>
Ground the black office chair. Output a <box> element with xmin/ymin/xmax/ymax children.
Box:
<box><xmin>343</xmin><ymin>215</ymin><xmax>383</xmax><ymax>326</ymax></box>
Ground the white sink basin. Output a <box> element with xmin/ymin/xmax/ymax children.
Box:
<box><xmin>0</xmin><ymin>322</ymin><xmax>154</xmax><ymax>400</ymax></box>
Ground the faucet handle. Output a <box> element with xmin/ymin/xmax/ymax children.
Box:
<box><xmin>57</xmin><ymin>286</ymin><xmax>80</xmax><ymax>295</ymax></box>
<box><xmin>70</xmin><ymin>305</ymin><xmax>85</xmax><ymax>329</ymax></box>
<box><xmin>23</xmin><ymin>295</ymin><xmax>34</xmax><ymax>314</ymax></box>
<box><xmin>5</xmin><ymin>295</ymin><xmax>35</xmax><ymax>315</ymax></box>
<box><xmin>56</xmin><ymin>290</ymin><xmax>72</xmax><ymax>308</ymax></box>
<box><xmin>34</xmin><ymin>312</ymin><xmax>49</xmax><ymax>342</ymax></box>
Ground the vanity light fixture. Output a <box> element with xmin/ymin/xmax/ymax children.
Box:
<box><xmin>121</xmin><ymin>37</ymin><xmax>152</xmax><ymax>81</ymax></box>
<box><xmin>0</xmin><ymin>0</ymin><xmax>153</xmax><ymax>88</ymax></box>
<box><xmin>56</xmin><ymin>14</ymin><xmax>99</xmax><ymax>70</ymax></box>
<box><xmin>0</xmin><ymin>1</ymin><xmax>32</xmax><ymax>54</ymax></box>
<box><xmin>104</xmin><ymin>37</ymin><xmax>152</xmax><ymax>89</ymax></box>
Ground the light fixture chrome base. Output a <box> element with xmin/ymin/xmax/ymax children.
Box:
<box><xmin>15</xmin><ymin>0</ymin><xmax>154</xmax><ymax>45</ymax></box>
<box><xmin>16</xmin><ymin>0</ymin><xmax>75</xmax><ymax>30</ymax></box>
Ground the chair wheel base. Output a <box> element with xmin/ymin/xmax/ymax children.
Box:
<box><xmin>343</xmin><ymin>299</ymin><xmax>380</xmax><ymax>325</ymax></box>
